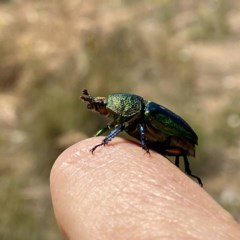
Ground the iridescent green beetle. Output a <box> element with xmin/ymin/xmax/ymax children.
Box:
<box><xmin>81</xmin><ymin>89</ymin><xmax>202</xmax><ymax>186</ymax></box>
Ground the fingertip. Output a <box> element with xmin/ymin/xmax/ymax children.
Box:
<box><xmin>50</xmin><ymin>137</ymin><xmax>179</xmax><ymax>239</ymax></box>
<box><xmin>50</xmin><ymin>137</ymin><xmax>240</xmax><ymax>240</ymax></box>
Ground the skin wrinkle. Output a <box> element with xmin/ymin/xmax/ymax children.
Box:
<box><xmin>110</xmin><ymin>158</ymin><xmax>174</xmax><ymax>213</ymax></box>
<box><xmin>163</xmin><ymin>173</ymin><xmax>235</xmax><ymax>229</ymax></box>
<box><xmin>54</xmin><ymin>158</ymin><xmax>110</xmax><ymax>223</ymax></box>
<box><xmin>164</xmin><ymin>202</ymin><xmax>233</xmax><ymax>240</ymax></box>
<box><xmin>52</xmin><ymin>142</ymin><xmax>163</xmax><ymax>238</ymax></box>
<box><xmin>176</xmin><ymin>184</ymin><xmax>236</xmax><ymax>232</ymax></box>
<box><xmin>88</xmin><ymin>189</ymin><xmax>157</xmax><ymax>240</ymax></box>
<box><xmin>97</xmin><ymin>167</ymin><xmax>181</xmax><ymax>239</ymax></box>
<box><xmin>57</xmin><ymin>167</ymin><xmax>114</xmax><ymax>238</ymax></box>
<box><xmin>81</xmin><ymin>150</ymin><xmax>169</xmax><ymax>238</ymax></box>
<box><xmin>63</xmin><ymin>153</ymin><xmax>117</xmax><ymax>194</ymax></box>
<box><xmin>162</xmin><ymin>185</ymin><xmax>232</xmax><ymax>240</ymax></box>
<box><xmin>70</xmin><ymin>160</ymin><xmax>144</xmax><ymax>228</ymax></box>
<box><xmin>81</xmin><ymin>157</ymin><xmax>140</xmax><ymax>199</ymax></box>
<box><xmin>62</xmin><ymin>140</ymin><xmax>186</xmax><ymax>236</ymax></box>
<box><xmin>124</xmin><ymin>155</ymin><xmax>184</xmax><ymax>208</ymax></box>
<box><xmin>125</xmin><ymin>146</ymin><xmax>235</xmax><ymax>238</ymax></box>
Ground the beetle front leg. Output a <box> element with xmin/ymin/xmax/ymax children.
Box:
<box><xmin>95</xmin><ymin>126</ymin><xmax>109</xmax><ymax>136</ymax></box>
<box><xmin>138</xmin><ymin>124</ymin><xmax>149</xmax><ymax>153</ymax></box>
<box><xmin>95</xmin><ymin>121</ymin><xmax>116</xmax><ymax>136</ymax></box>
<box><xmin>91</xmin><ymin>124</ymin><xmax>125</xmax><ymax>153</ymax></box>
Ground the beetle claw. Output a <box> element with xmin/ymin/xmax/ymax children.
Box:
<box><xmin>90</xmin><ymin>143</ymin><xmax>104</xmax><ymax>153</ymax></box>
<box><xmin>142</xmin><ymin>145</ymin><xmax>150</xmax><ymax>154</ymax></box>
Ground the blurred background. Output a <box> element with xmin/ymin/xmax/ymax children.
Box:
<box><xmin>1</xmin><ymin>0</ymin><xmax>240</xmax><ymax>239</ymax></box>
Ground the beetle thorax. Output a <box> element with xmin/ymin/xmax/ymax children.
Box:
<box><xmin>106</xmin><ymin>94</ymin><xmax>143</xmax><ymax>118</ymax></box>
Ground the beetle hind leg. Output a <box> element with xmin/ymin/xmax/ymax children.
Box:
<box><xmin>183</xmin><ymin>155</ymin><xmax>203</xmax><ymax>187</ymax></box>
<box><xmin>175</xmin><ymin>155</ymin><xmax>180</xmax><ymax>167</ymax></box>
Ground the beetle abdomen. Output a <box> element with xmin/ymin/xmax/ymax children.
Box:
<box><xmin>144</xmin><ymin>101</ymin><xmax>198</xmax><ymax>145</ymax></box>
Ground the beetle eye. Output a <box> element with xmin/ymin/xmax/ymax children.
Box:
<box><xmin>98</xmin><ymin>101</ymin><xmax>106</xmax><ymax>108</ymax></box>
<box><xmin>95</xmin><ymin>99</ymin><xmax>108</xmax><ymax>115</ymax></box>
<box><xmin>94</xmin><ymin>97</ymin><xmax>106</xmax><ymax>109</ymax></box>
<box><xmin>94</xmin><ymin>100</ymin><xmax>106</xmax><ymax>112</ymax></box>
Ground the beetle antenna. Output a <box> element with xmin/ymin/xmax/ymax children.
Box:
<box><xmin>80</xmin><ymin>89</ymin><xmax>107</xmax><ymax>112</ymax></box>
<box><xmin>81</xmin><ymin>89</ymin><xmax>94</xmax><ymax>103</ymax></box>
<box><xmin>82</xmin><ymin>89</ymin><xmax>89</xmax><ymax>96</ymax></box>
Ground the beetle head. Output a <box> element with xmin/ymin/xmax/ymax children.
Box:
<box><xmin>81</xmin><ymin>89</ymin><xmax>108</xmax><ymax>115</ymax></box>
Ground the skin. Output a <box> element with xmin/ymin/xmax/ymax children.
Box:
<box><xmin>50</xmin><ymin>137</ymin><xmax>240</xmax><ymax>240</ymax></box>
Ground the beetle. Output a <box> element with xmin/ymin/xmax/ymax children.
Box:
<box><xmin>81</xmin><ymin>89</ymin><xmax>203</xmax><ymax>186</ymax></box>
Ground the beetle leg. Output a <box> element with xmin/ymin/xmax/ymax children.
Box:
<box><xmin>183</xmin><ymin>155</ymin><xmax>203</xmax><ymax>187</ymax></box>
<box><xmin>95</xmin><ymin>126</ymin><xmax>109</xmax><ymax>136</ymax></box>
<box><xmin>175</xmin><ymin>156</ymin><xmax>180</xmax><ymax>168</ymax></box>
<box><xmin>138</xmin><ymin>124</ymin><xmax>149</xmax><ymax>153</ymax></box>
<box><xmin>91</xmin><ymin>124</ymin><xmax>124</xmax><ymax>153</ymax></box>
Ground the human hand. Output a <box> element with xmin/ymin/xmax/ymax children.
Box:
<box><xmin>50</xmin><ymin>137</ymin><xmax>240</xmax><ymax>240</ymax></box>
